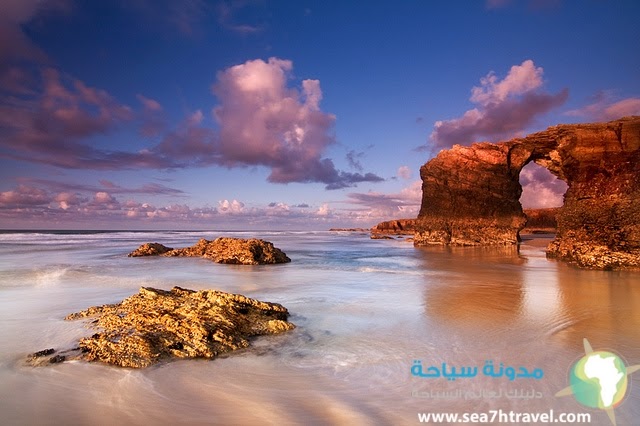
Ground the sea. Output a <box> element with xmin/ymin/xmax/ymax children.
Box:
<box><xmin>0</xmin><ymin>230</ymin><xmax>639</xmax><ymax>425</ymax></box>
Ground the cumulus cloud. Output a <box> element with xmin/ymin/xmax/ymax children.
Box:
<box><xmin>316</xmin><ymin>203</ymin><xmax>332</xmax><ymax>217</ymax></box>
<box><xmin>217</xmin><ymin>199</ymin><xmax>245</xmax><ymax>214</ymax></box>
<box><xmin>0</xmin><ymin>185</ymin><xmax>50</xmax><ymax>207</ymax></box>
<box><xmin>424</xmin><ymin>60</ymin><xmax>568</xmax><ymax>151</ymax></box>
<box><xmin>209</xmin><ymin>57</ymin><xmax>383</xmax><ymax>189</ymax></box>
<box><xmin>0</xmin><ymin>181</ymin><xmax>356</xmax><ymax>228</ymax></box>
<box><xmin>1</xmin><ymin>57</ymin><xmax>382</xmax><ymax>189</ymax></box>
<box><xmin>518</xmin><ymin>162</ymin><xmax>567</xmax><ymax>208</ymax></box>
<box><xmin>565</xmin><ymin>91</ymin><xmax>640</xmax><ymax>121</ymax></box>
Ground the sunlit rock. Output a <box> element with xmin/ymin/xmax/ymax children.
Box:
<box><xmin>129</xmin><ymin>237</ymin><xmax>291</xmax><ymax>265</ymax></box>
<box><xmin>28</xmin><ymin>286</ymin><xmax>295</xmax><ymax>368</ymax></box>
<box><xmin>414</xmin><ymin>116</ymin><xmax>640</xmax><ymax>269</ymax></box>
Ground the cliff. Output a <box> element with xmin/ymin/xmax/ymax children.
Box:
<box><xmin>370</xmin><ymin>219</ymin><xmax>417</xmax><ymax>235</ymax></box>
<box><xmin>415</xmin><ymin>116</ymin><xmax>640</xmax><ymax>269</ymax></box>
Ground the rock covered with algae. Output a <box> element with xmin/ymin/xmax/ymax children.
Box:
<box><xmin>28</xmin><ymin>286</ymin><xmax>295</xmax><ymax>368</ymax></box>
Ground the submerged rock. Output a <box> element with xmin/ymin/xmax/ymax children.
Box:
<box><xmin>128</xmin><ymin>237</ymin><xmax>291</xmax><ymax>265</ymax></box>
<box><xmin>29</xmin><ymin>287</ymin><xmax>295</xmax><ymax>368</ymax></box>
<box><xmin>128</xmin><ymin>242</ymin><xmax>173</xmax><ymax>257</ymax></box>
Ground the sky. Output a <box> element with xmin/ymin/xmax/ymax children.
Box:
<box><xmin>0</xmin><ymin>0</ymin><xmax>639</xmax><ymax>230</ymax></box>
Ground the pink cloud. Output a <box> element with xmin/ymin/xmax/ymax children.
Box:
<box><xmin>0</xmin><ymin>185</ymin><xmax>50</xmax><ymax>207</ymax></box>
<box><xmin>565</xmin><ymin>91</ymin><xmax>640</xmax><ymax>121</ymax></box>
<box><xmin>209</xmin><ymin>57</ymin><xmax>383</xmax><ymax>189</ymax></box>
<box><xmin>136</xmin><ymin>94</ymin><xmax>162</xmax><ymax>112</ymax></box>
<box><xmin>217</xmin><ymin>199</ymin><xmax>245</xmax><ymax>214</ymax></box>
<box><xmin>54</xmin><ymin>192</ymin><xmax>84</xmax><ymax>210</ymax></box>
<box><xmin>18</xmin><ymin>177</ymin><xmax>185</xmax><ymax>197</ymax></box>
<box><xmin>1</xmin><ymin>58</ymin><xmax>383</xmax><ymax>189</ymax></box>
<box><xmin>0</xmin><ymin>179</ymin><xmax>421</xmax><ymax>229</ymax></box>
<box><xmin>346</xmin><ymin>180</ymin><xmax>422</xmax><ymax>219</ymax></box>
<box><xmin>518</xmin><ymin>162</ymin><xmax>567</xmax><ymax>208</ymax></box>
<box><xmin>0</xmin><ymin>68</ymin><xmax>142</xmax><ymax>168</ymax></box>
<box><xmin>425</xmin><ymin>60</ymin><xmax>568</xmax><ymax>151</ymax></box>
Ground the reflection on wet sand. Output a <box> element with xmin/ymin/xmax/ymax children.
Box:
<box><xmin>416</xmin><ymin>238</ymin><xmax>640</xmax><ymax>357</ymax></box>
<box><xmin>551</xmin><ymin>265</ymin><xmax>640</xmax><ymax>353</ymax></box>
<box><xmin>417</xmin><ymin>244</ymin><xmax>525</xmax><ymax>329</ymax></box>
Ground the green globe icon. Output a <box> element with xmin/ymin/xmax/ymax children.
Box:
<box><xmin>557</xmin><ymin>339</ymin><xmax>640</xmax><ymax>426</ymax></box>
<box><xmin>569</xmin><ymin>351</ymin><xmax>627</xmax><ymax>409</ymax></box>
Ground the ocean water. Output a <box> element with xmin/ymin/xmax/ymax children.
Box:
<box><xmin>0</xmin><ymin>230</ymin><xmax>639</xmax><ymax>425</ymax></box>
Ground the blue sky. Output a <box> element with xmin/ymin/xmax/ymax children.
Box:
<box><xmin>1</xmin><ymin>0</ymin><xmax>639</xmax><ymax>230</ymax></box>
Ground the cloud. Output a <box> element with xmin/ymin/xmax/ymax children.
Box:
<box><xmin>346</xmin><ymin>150</ymin><xmax>365</xmax><ymax>171</ymax></box>
<box><xmin>16</xmin><ymin>177</ymin><xmax>186</xmax><ymax>197</ymax></box>
<box><xmin>0</xmin><ymin>181</ymin><xmax>346</xmax><ymax>228</ymax></box>
<box><xmin>217</xmin><ymin>199</ymin><xmax>245</xmax><ymax>214</ymax></box>
<box><xmin>424</xmin><ymin>60</ymin><xmax>568</xmax><ymax>151</ymax></box>
<box><xmin>316</xmin><ymin>203</ymin><xmax>332</xmax><ymax>217</ymax></box>
<box><xmin>397</xmin><ymin>166</ymin><xmax>412</xmax><ymax>180</ymax></box>
<box><xmin>345</xmin><ymin>180</ymin><xmax>422</xmax><ymax>219</ymax></box>
<box><xmin>1</xmin><ymin>57</ymin><xmax>383</xmax><ymax>189</ymax></box>
<box><xmin>565</xmin><ymin>91</ymin><xmax>640</xmax><ymax>121</ymax></box>
<box><xmin>518</xmin><ymin>162</ymin><xmax>567</xmax><ymax>208</ymax></box>
<box><xmin>0</xmin><ymin>68</ymin><xmax>144</xmax><ymax>168</ymax></box>
<box><xmin>0</xmin><ymin>0</ymin><xmax>66</xmax><ymax>64</ymax></box>
<box><xmin>209</xmin><ymin>57</ymin><xmax>383</xmax><ymax>189</ymax></box>
<box><xmin>0</xmin><ymin>178</ymin><xmax>423</xmax><ymax>229</ymax></box>
<box><xmin>137</xmin><ymin>94</ymin><xmax>162</xmax><ymax>112</ymax></box>
<box><xmin>0</xmin><ymin>185</ymin><xmax>50</xmax><ymax>207</ymax></box>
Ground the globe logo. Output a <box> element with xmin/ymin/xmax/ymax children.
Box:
<box><xmin>569</xmin><ymin>351</ymin><xmax>627</xmax><ymax>409</ymax></box>
<box><xmin>557</xmin><ymin>338</ymin><xmax>640</xmax><ymax>426</ymax></box>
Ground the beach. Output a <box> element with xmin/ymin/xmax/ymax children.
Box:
<box><xmin>1</xmin><ymin>230</ymin><xmax>639</xmax><ymax>425</ymax></box>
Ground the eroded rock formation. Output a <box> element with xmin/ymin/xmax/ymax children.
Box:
<box><xmin>28</xmin><ymin>286</ymin><xmax>295</xmax><ymax>368</ymax></box>
<box><xmin>371</xmin><ymin>219</ymin><xmax>417</xmax><ymax>235</ymax></box>
<box><xmin>129</xmin><ymin>237</ymin><xmax>291</xmax><ymax>265</ymax></box>
<box><xmin>415</xmin><ymin>116</ymin><xmax>640</xmax><ymax>269</ymax></box>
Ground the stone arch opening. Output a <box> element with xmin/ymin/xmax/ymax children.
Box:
<box><xmin>518</xmin><ymin>162</ymin><xmax>567</xmax><ymax>209</ymax></box>
<box><xmin>413</xmin><ymin>116</ymin><xmax>640</xmax><ymax>269</ymax></box>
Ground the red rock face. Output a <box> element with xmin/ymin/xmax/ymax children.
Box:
<box><xmin>371</xmin><ymin>219</ymin><xmax>417</xmax><ymax>235</ymax></box>
<box><xmin>415</xmin><ymin>116</ymin><xmax>640</xmax><ymax>269</ymax></box>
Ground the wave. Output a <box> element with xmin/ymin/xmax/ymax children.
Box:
<box><xmin>357</xmin><ymin>266</ymin><xmax>422</xmax><ymax>275</ymax></box>
<box><xmin>34</xmin><ymin>265</ymin><xmax>70</xmax><ymax>287</ymax></box>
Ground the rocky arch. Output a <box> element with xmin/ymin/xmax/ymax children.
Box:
<box><xmin>414</xmin><ymin>116</ymin><xmax>640</xmax><ymax>269</ymax></box>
